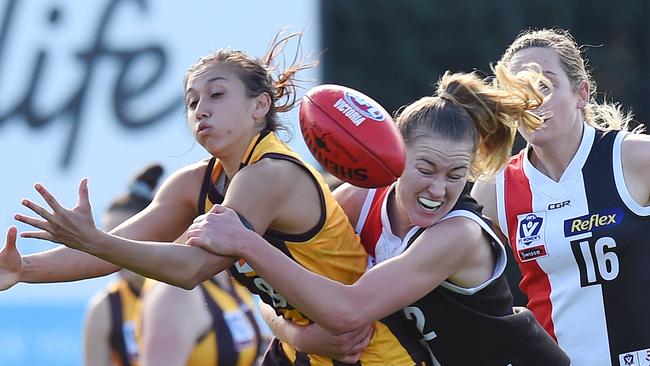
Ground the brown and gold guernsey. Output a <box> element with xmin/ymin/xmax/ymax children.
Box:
<box><xmin>185</xmin><ymin>279</ymin><xmax>263</xmax><ymax>366</ymax></box>
<box><xmin>137</xmin><ymin>278</ymin><xmax>263</xmax><ymax>366</ymax></box>
<box><xmin>198</xmin><ymin>131</ymin><xmax>430</xmax><ymax>366</ymax></box>
<box><xmin>107</xmin><ymin>279</ymin><xmax>140</xmax><ymax>366</ymax></box>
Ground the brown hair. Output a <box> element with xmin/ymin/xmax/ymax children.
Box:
<box><xmin>396</xmin><ymin>63</ymin><xmax>546</xmax><ymax>180</ymax></box>
<box><xmin>500</xmin><ymin>28</ymin><xmax>639</xmax><ymax>132</ymax></box>
<box><xmin>184</xmin><ymin>31</ymin><xmax>316</xmax><ymax>135</ymax></box>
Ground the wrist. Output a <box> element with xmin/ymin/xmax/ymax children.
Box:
<box><xmin>82</xmin><ymin>229</ymin><xmax>111</xmax><ymax>256</ymax></box>
<box><xmin>237</xmin><ymin>229</ymin><xmax>261</xmax><ymax>258</ymax></box>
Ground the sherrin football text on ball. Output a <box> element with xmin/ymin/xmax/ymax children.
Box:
<box><xmin>299</xmin><ymin>84</ymin><xmax>405</xmax><ymax>188</ymax></box>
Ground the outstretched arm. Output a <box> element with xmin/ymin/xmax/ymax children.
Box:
<box><xmin>13</xmin><ymin>163</ymin><xmax>236</xmax><ymax>289</ymax></box>
<box><xmin>0</xmin><ymin>227</ymin><xmax>22</xmax><ymax>290</ymax></box>
<box><xmin>188</xmin><ymin>205</ymin><xmax>486</xmax><ymax>334</ymax></box>
<box><xmin>13</xmin><ymin>158</ymin><xmax>314</xmax><ymax>289</ymax></box>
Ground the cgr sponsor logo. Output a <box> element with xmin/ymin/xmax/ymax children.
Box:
<box><xmin>548</xmin><ymin>200</ymin><xmax>571</xmax><ymax>210</ymax></box>
<box><xmin>564</xmin><ymin>207</ymin><xmax>624</xmax><ymax>236</ymax></box>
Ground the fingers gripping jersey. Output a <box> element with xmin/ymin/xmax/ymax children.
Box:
<box><xmin>496</xmin><ymin>125</ymin><xmax>650</xmax><ymax>365</ymax></box>
<box><xmin>357</xmin><ymin>185</ymin><xmax>569</xmax><ymax>365</ymax></box>
<box><xmin>199</xmin><ymin>131</ymin><xmax>429</xmax><ymax>365</ymax></box>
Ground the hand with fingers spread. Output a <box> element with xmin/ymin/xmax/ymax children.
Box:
<box><xmin>15</xmin><ymin>179</ymin><xmax>103</xmax><ymax>250</ymax></box>
<box><xmin>0</xmin><ymin>227</ymin><xmax>22</xmax><ymax>291</ymax></box>
<box><xmin>186</xmin><ymin>204</ymin><xmax>256</xmax><ymax>257</ymax></box>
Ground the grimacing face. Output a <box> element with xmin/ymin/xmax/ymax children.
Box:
<box><xmin>392</xmin><ymin>134</ymin><xmax>473</xmax><ymax>232</ymax></box>
<box><xmin>509</xmin><ymin>47</ymin><xmax>588</xmax><ymax>147</ymax></box>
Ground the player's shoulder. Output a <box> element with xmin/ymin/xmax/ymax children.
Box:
<box><xmin>621</xmin><ymin>131</ymin><xmax>650</xmax><ymax>164</ymax></box>
<box><xmin>333</xmin><ymin>183</ymin><xmax>369</xmax><ymax>227</ymax></box>
<box><xmin>161</xmin><ymin>158</ymin><xmax>212</xmax><ymax>189</ymax></box>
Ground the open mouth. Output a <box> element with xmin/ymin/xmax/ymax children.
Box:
<box><xmin>418</xmin><ymin>197</ymin><xmax>442</xmax><ymax>212</ymax></box>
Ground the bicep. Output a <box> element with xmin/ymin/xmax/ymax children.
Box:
<box><xmin>111</xmin><ymin>166</ymin><xmax>201</xmax><ymax>242</ymax></box>
<box><xmin>348</xmin><ymin>219</ymin><xmax>480</xmax><ymax>321</ymax></box>
<box><xmin>222</xmin><ymin>160</ymin><xmax>308</xmax><ymax>234</ymax></box>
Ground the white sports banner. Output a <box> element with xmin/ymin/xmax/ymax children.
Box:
<box><xmin>0</xmin><ymin>1</ymin><xmax>319</xmax><ymax>364</ymax></box>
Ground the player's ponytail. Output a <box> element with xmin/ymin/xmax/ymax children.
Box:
<box><xmin>437</xmin><ymin>63</ymin><xmax>546</xmax><ymax>180</ymax></box>
<box><xmin>396</xmin><ymin>64</ymin><xmax>546</xmax><ymax>180</ymax></box>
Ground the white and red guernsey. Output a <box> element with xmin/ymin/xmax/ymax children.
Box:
<box><xmin>496</xmin><ymin>124</ymin><xmax>650</xmax><ymax>365</ymax></box>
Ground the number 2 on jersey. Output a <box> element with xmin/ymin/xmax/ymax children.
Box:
<box><xmin>404</xmin><ymin>306</ymin><xmax>437</xmax><ymax>341</ymax></box>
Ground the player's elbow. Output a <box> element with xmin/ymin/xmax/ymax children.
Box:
<box><xmin>162</xmin><ymin>268</ymin><xmax>207</xmax><ymax>290</ymax></box>
<box><xmin>321</xmin><ymin>300</ymin><xmax>366</xmax><ymax>334</ymax></box>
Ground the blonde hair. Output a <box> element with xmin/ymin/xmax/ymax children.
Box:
<box><xmin>500</xmin><ymin>28</ymin><xmax>642</xmax><ymax>133</ymax></box>
<box><xmin>396</xmin><ymin>63</ymin><xmax>546</xmax><ymax>180</ymax></box>
<box><xmin>184</xmin><ymin>31</ymin><xmax>316</xmax><ymax>134</ymax></box>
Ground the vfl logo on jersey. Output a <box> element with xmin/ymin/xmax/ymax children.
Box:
<box><xmin>618</xmin><ymin>347</ymin><xmax>650</xmax><ymax>366</ymax></box>
<box><xmin>621</xmin><ymin>353</ymin><xmax>636</xmax><ymax>366</ymax></box>
<box><xmin>516</xmin><ymin>212</ymin><xmax>548</xmax><ymax>262</ymax></box>
<box><xmin>332</xmin><ymin>91</ymin><xmax>384</xmax><ymax>126</ymax></box>
<box><xmin>564</xmin><ymin>207</ymin><xmax>624</xmax><ymax>237</ymax></box>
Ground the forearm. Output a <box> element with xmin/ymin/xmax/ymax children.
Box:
<box><xmin>22</xmin><ymin>246</ymin><xmax>119</xmax><ymax>283</ymax></box>
<box><xmin>238</xmin><ymin>232</ymin><xmax>362</xmax><ymax>333</ymax></box>
<box><xmin>261</xmin><ymin>303</ymin><xmax>293</xmax><ymax>343</ymax></box>
<box><xmin>84</xmin><ymin>231</ymin><xmax>235</xmax><ymax>289</ymax></box>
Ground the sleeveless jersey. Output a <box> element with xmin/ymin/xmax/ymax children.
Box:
<box><xmin>199</xmin><ymin>131</ymin><xmax>430</xmax><ymax>365</ymax></box>
<box><xmin>137</xmin><ymin>278</ymin><xmax>263</xmax><ymax>366</ymax></box>
<box><xmin>496</xmin><ymin>124</ymin><xmax>650</xmax><ymax>365</ymax></box>
<box><xmin>185</xmin><ymin>278</ymin><xmax>263</xmax><ymax>366</ymax></box>
<box><xmin>357</xmin><ymin>185</ymin><xmax>569</xmax><ymax>365</ymax></box>
<box><xmin>107</xmin><ymin>279</ymin><xmax>140</xmax><ymax>366</ymax></box>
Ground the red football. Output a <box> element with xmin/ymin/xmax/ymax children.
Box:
<box><xmin>299</xmin><ymin>84</ymin><xmax>405</xmax><ymax>188</ymax></box>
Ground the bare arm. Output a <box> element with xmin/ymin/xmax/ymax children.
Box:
<box><xmin>472</xmin><ymin>177</ymin><xmax>529</xmax><ymax>306</ymax></box>
<box><xmin>140</xmin><ymin>283</ymin><xmax>210</xmax><ymax>366</ymax></box>
<box><xmin>471</xmin><ymin>177</ymin><xmax>507</xmax><ymax>242</ymax></box>
<box><xmin>14</xmin><ymin>162</ymin><xmax>236</xmax><ymax>289</ymax></box>
<box><xmin>83</xmin><ymin>292</ymin><xmax>113</xmax><ymax>366</ymax></box>
<box><xmin>260</xmin><ymin>302</ymin><xmax>372</xmax><ymax>361</ymax></box>
<box><xmin>189</xmin><ymin>207</ymin><xmax>487</xmax><ymax>334</ymax></box>
<box><xmin>332</xmin><ymin>183</ymin><xmax>367</xmax><ymax>229</ymax></box>
<box><xmin>621</xmin><ymin>133</ymin><xmax>650</xmax><ymax>206</ymax></box>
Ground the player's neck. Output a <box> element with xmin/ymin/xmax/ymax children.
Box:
<box><xmin>528</xmin><ymin>125</ymin><xmax>584</xmax><ymax>182</ymax></box>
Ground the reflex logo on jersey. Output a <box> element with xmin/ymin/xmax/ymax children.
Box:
<box><xmin>332</xmin><ymin>91</ymin><xmax>385</xmax><ymax>126</ymax></box>
<box><xmin>563</xmin><ymin>207</ymin><xmax>624</xmax><ymax>237</ymax></box>
<box><xmin>516</xmin><ymin>212</ymin><xmax>548</xmax><ymax>262</ymax></box>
